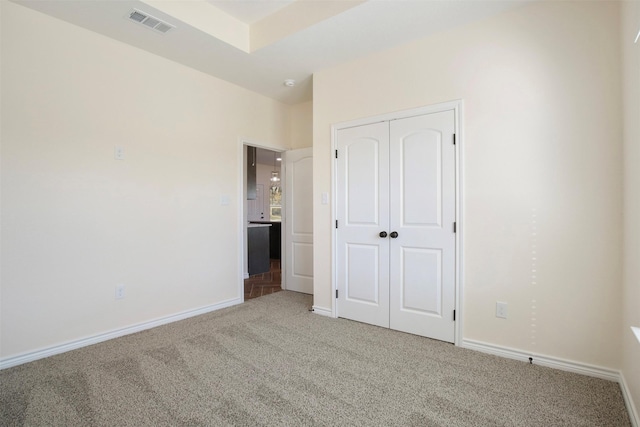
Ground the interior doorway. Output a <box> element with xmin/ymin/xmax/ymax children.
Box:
<box><xmin>238</xmin><ymin>141</ymin><xmax>314</xmax><ymax>301</ymax></box>
<box><xmin>244</xmin><ymin>145</ymin><xmax>283</xmax><ymax>300</ymax></box>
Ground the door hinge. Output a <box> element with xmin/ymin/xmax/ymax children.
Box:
<box><xmin>453</xmin><ymin>310</ymin><xmax>456</xmax><ymax>321</ymax></box>
<box><xmin>336</xmin><ymin>289</ymin><xmax>339</xmax><ymax>299</ymax></box>
<box><xmin>453</xmin><ymin>134</ymin><xmax>456</xmax><ymax>145</ymax></box>
<box><xmin>453</xmin><ymin>222</ymin><xmax>457</xmax><ymax>233</ymax></box>
<box><xmin>335</xmin><ymin>150</ymin><xmax>338</xmax><ymax>159</ymax></box>
<box><xmin>336</xmin><ymin>220</ymin><xmax>339</xmax><ymax>229</ymax></box>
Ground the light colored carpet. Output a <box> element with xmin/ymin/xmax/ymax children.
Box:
<box><xmin>0</xmin><ymin>291</ymin><xmax>631</xmax><ymax>426</ymax></box>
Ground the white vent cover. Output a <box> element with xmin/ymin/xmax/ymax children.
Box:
<box><xmin>127</xmin><ymin>9</ymin><xmax>175</xmax><ymax>34</ymax></box>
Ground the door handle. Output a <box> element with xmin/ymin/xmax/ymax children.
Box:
<box><xmin>390</xmin><ymin>231</ymin><xmax>399</xmax><ymax>238</ymax></box>
<box><xmin>379</xmin><ymin>231</ymin><xmax>388</xmax><ymax>238</ymax></box>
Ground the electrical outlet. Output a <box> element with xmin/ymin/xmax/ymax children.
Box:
<box><xmin>114</xmin><ymin>146</ymin><xmax>125</xmax><ymax>160</ymax></box>
<box><xmin>496</xmin><ymin>301</ymin><xmax>508</xmax><ymax>319</ymax></box>
<box><xmin>115</xmin><ymin>284</ymin><xmax>125</xmax><ymax>300</ymax></box>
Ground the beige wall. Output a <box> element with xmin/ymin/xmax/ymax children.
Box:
<box><xmin>289</xmin><ymin>100</ymin><xmax>313</xmax><ymax>149</ymax></box>
<box><xmin>622</xmin><ymin>0</ymin><xmax>640</xmax><ymax>417</ymax></box>
<box><xmin>313</xmin><ymin>1</ymin><xmax>623</xmax><ymax>369</ymax></box>
<box><xmin>0</xmin><ymin>1</ymin><xmax>290</xmax><ymax>358</ymax></box>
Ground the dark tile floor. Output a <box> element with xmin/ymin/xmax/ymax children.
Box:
<box><xmin>244</xmin><ymin>259</ymin><xmax>282</xmax><ymax>300</ymax></box>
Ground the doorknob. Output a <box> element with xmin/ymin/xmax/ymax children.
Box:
<box><xmin>379</xmin><ymin>231</ymin><xmax>388</xmax><ymax>238</ymax></box>
<box><xmin>390</xmin><ymin>231</ymin><xmax>399</xmax><ymax>238</ymax></box>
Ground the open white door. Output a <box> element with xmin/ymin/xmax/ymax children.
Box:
<box><xmin>284</xmin><ymin>148</ymin><xmax>313</xmax><ymax>294</ymax></box>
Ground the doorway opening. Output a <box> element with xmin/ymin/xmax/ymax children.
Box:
<box><xmin>238</xmin><ymin>141</ymin><xmax>314</xmax><ymax>302</ymax></box>
<box><xmin>244</xmin><ymin>145</ymin><xmax>283</xmax><ymax>300</ymax></box>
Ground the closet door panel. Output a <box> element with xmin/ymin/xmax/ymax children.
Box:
<box><xmin>389</xmin><ymin>111</ymin><xmax>456</xmax><ymax>343</ymax></box>
<box><xmin>336</xmin><ymin>122</ymin><xmax>390</xmax><ymax>328</ymax></box>
<box><xmin>400</xmin><ymin>247</ymin><xmax>442</xmax><ymax>314</ymax></box>
<box><xmin>401</xmin><ymin>130</ymin><xmax>442</xmax><ymax>227</ymax></box>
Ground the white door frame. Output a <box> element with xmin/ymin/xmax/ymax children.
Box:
<box><xmin>330</xmin><ymin>99</ymin><xmax>465</xmax><ymax>346</ymax></box>
<box><xmin>237</xmin><ymin>138</ymin><xmax>288</xmax><ymax>301</ymax></box>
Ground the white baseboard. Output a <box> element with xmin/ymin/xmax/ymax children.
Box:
<box><xmin>461</xmin><ymin>339</ymin><xmax>640</xmax><ymax>426</ymax></box>
<box><xmin>620</xmin><ymin>372</ymin><xmax>639</xmax><ymax>427</ymax></box>
<box><xmin>0</xmin><ymin>297</ymin><xmax>242</xmax><ymax>370</ymax></box>
<box><xmin>311</xmin><ymin>305</ymin><xmax>333</xmax><ymax>317</ymax></box>
<box><xmin>461</xmin><ymin>339</ymin><xmax>620</xmax><ymax>381</ymax></box>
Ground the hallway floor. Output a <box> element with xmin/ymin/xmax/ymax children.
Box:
<box><xmin>244</xmin><ymin>259</ymin><xmax>281</xmax><ymax>300</ymax></box>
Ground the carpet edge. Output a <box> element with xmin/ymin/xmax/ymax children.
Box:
<box><xmin>0</xmin><ymin>297</ymin><xmax>243</xmax><ymax>370</ymax></box>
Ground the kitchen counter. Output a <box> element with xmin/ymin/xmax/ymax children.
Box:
<box><xmin>248</xmin><ymin>223</ymin><xmax>272</xmax><ymax>228</ymax></box>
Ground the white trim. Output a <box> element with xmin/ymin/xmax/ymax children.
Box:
<box><xmin>331</xmin><ymin>100</ymin><xmax>463</xmax><ymax>131</ymax></box>
<box><xmin>620</xmin><ymin>372</ymin><xmax>640</xmax><ymax>427</ymax></box>
<box><xmin>237</xmin><ymin>139</ymin><xmax>247</xmax><ymax>302</ymax></box>
<box><xmin>312</xmin><ymin>306</ymin><xmax>333</xmax><ymax>317</ymax></box>
<box><xmin>330</xmin><ymin>100</ymin><xmax>464</xmax><ymax>342</ymax></box>
<box><xmin>280</xmin><ymin>152</ymin><xmax>287</xmax><ymax>290</ymax></box>
<box><xmin>330</xmin><ymin>125</ymin><xmax>338</xmax><ymax>318</ymax></box>
<box><xmin>463</xmin><ymin>338</ymin><xmax>639</xmax><ymax>425</ymax></box>
<box><xmin>632</xmin><ymin>326</ymin><xmax>640</xmax><ymax>344</ymax></box>
<box><xmin>453</xmin><ymin>101</ymin><xmax>464</xmax><ymax>347</ymax></box>
<box><xmin>0</xmin><ymin>297</ymin><xmax>241</xmax><ymax>370</ymax></box>
<box><xmin>461</xmin><ymin>338</ymin><xmax>620</xmax><ymax>382</ymax></box>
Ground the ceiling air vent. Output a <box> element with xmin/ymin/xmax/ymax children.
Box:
<box><xmin>127</xmin><ymin>9</ymin><xmax>175</xmax><ymax>34</ymax></box>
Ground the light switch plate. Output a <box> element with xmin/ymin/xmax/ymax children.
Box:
<box><xmin>115</xmin><ymin>284</ymin><xmax>125</xmax><ymax>299</ymax></box>
<box><xmin>496</xmin><ymin>302</ymin><xmax>508</xmax><ymax>319</ymax></box>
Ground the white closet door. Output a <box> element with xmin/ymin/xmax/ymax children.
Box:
<box><xmin>336</xmin><ymin>109</ymin><xmax>457</xmax><ymax>343</ymax></box>
<box><xmin>388</xmin><ymin>111</ymin><xmax>456</xmax><ymax>342</ymax></box>
<box><xmin>336</xmin><ymin>122</ymin><xmax>390</xmax><ymax>328</ymax></box>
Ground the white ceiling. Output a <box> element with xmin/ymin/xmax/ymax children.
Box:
<box><xmin>12</xmin><ymin>0</ymin><xmax>529</xmax><ymax>105</ymax></box>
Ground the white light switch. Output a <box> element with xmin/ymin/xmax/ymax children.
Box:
<box><xmin>114</xmin><ymin>146</ymin><xmax>125</xmax><ymax>160</ymax></box>
<box><xmin>321</xmin><ymin>192</ymin><xmax>329</xmax><ymax>205</ymax></box>
<box><xmin>220</xmin><ymin>194</ymin><xmax>230</xmax><ymax>206</ymax></box>
<box><xmin>496</xmin><ymin>302</ymin><xmax>508</xmax><ymax>319</ymax></box>
<box><xmin>115</xmin><ymin>284</ymin><xmax>125</xmax><ymax>299</ymax></box>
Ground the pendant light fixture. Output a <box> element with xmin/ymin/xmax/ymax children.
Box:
<box><xmin>269</xmin><ymin>151</ymin><xmax>282</xmax><ymax>209</ymax></box>
<box><xmin>270</xmin><ymin>151</ymin><xmax>280</xmax><ymax>191</ymax></box>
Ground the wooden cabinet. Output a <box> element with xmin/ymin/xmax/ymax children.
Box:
<box><xmin>249</xmin><ymin>222</ymin><xmax>280</xmax><ymax>260</ymax></box>
<box><xmin>248</xmin><ymin>225</ymin><xmax>270</xmax><ymax>275</ymax></box>
<box><xmin>269</xmin><ymin>222</ymin><xmax>281</xmax><ymax>259</ymax></box>
<box><xmin>247</xmin><ymin>145</ymin><xmax>257</xmax><ymax>200</ymax></box>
